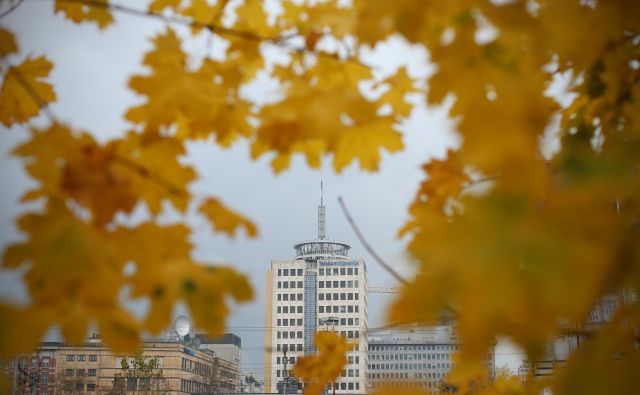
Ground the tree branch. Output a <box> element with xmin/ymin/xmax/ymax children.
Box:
<box><xmin>338</xmin><ymin>196</ymin><xmax>409</xmax><ymax>285</ymax></box>
<box><xmin>50</xmin><ymin>0</ymin><xmax>372</xmax><ymax>69</ymax></box>
<box><xmin>0</xmin><ymin>0</ymin><xmax>25</xmax><ymax>19</ymax></box>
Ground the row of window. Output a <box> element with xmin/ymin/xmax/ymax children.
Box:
<box><xmin>277</xmin><ymin>280</ymin><xmax>304</xmax><ymax>289</ymax></box>
<box><xmin>64</xmin><ymin>382</ymin><xmax>97</xmax><ymax>391</ymax></box>
<box><xmin>277</xmin><ymin>268</ymin><xmax>304</xmax><ymax>276</ymax></box>
<box><xmin>369</xmin><ymin>344</ymin><xmax>458</xmax><ymax>351</ymax></box>
<box><xmin>181</xmin><ymin>358</ymin><xmax>211</xmax><ymax>376</ymax></box>
<box><xmin>319</xmin><ymin>268</ymin><xmax>359</xmax><ymax>276</ymax></box>
<box><xmin>65</xmin><ymin>354</ymin><xmax>98</xmax><ymax>362</ymax></box>
<box><xmin>276</xmin><ymin>343</ymin><xmax>303</xmax><ymax>352</ymax></box>
<box><xmin>332</xmin><ymin>381</ymin><xmax>360</xmax><ymax>391</ymax></box>
<box><xmin>276</xmin><ymin>293</ymin><xmax>303</xmax><ymax>301</ymax></box>
<box><xmin>370</xmin><ymin>353</ymin><xmax>450</xmax><ymax>361</ymax></box>
<box><xmin>373</xmin><ymin>380</ymin><xmax>441</xmax><ymax>389</ymax></box>
<box><xmin>277</xmin><ymin>331</ymin><xmax>303</xmax><ymax>339</ymax></box>
<box><xmin>319</xmin><ymin>317</ymin><xmax>360</xmax><ymax>326</ymax></box>
<box><xmin>276</xmin><ymin>318</ymin><xmax>303</xmax><ymax>326</ymax></box>
<box><xmin>369</xmin><ymin>362</ymin><xmax>452</xmax><ymax>371</ymax></box>
<box><xmin>319</xmin><ymin>280</ymin><xmax>359</xmax><ymax>288</ymax></box>
<box><xmin>319</xmin><ymin>292</ymin><xmax>359</xmax><ymax>301</ymax></box>
<box><xmin>319</xmin><ymin>305</ymin><xmax>360</xmax><ymax>314</ymax></box>
<box><xmin>65</xmin><ymin>368</ymin><xmax>97</xmax><ymax>377</ymax></box>
<box><xmin>277</xmin><ymin>305</ymin><xmax>303</xmax><ymax>314</ymax></box>
<box><xmin>370</xmin><ymin>372</ymin><xmax>448</xmax><ymax>381</ymax></box>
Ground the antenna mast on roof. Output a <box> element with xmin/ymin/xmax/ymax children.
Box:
<box><xmin>318</xmin><ymin>178</ymin><xmax>326</xmax><ymax>240</ymax></box>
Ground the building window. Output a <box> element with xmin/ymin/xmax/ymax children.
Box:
<box><xmin>42</xmin><ymin>357</ymin><xmax>49</xmax><ymax>368</ymax></box>
<box><xmin>348</xmin><ymin>293</ymin><xmax>353</xmax><ymax>300</ymax></box>
<box><xmin>278</xmin><ymin>294</ymin><xmax>282</xmax><ymax>301</ymax></box>
<box><xmin>66</xmin><ymin>355</ymin><xmax>75</xmax><ymax>362</ymax></box>
<box><xmin>298</xmin><ymin>331</ymin><xmax>303</xmax><ymax>338</ymax></box>
<box><xmin>333</xmin><ymin>281</ymin><xmax>339</xmax><ymax>288</ymax></box>
<box><xmin>297</xmin><ymin>319</ymin><xmax>303</xmax><ymax>325</ymax></box>
<box><xmin>278</xmin><ymin>269</ymin><xmax>281</xmax><ymax>276</ymax></box>
<box><xmin>77</xmin><ymin>355</ymin><xmax>86</xmax><ymax>362</ymax></box>
<box><xmin>87</xmin><ymin>383</ymin><xmax>96</xmax><ymax>392</ymax></box>
<box><xmin>277</xmin><ymin>281</ymin><xmax>281</xmax><ymax>288</ymax></box>
<box><xmin>277</xmin><ymin>319</ymin><xmax>281</xmax><ymax>326</ymax></box>
<box><xmin>77</xmin><ymin>369</ymin><xmax>85</xmax><ymax>376</ymax></box>
<box><xmin>283</xmin><ymin>269</ymin><xmax>289</xmax><ymax>276</ymax></box>
<box><xmin>348</xmin><ymin>268</ymin><xmax>353</xmax><ymax>275</ymax></box>
<box><xmin>341</xmin><ymin>293</ymin><xmax>346</xmax><ymax>300</ymax></box>
<box><xmin>319</xmin><ymin>281</ymin><xmax>324</xmax><ymax>288</ymax></box>
<box><xmin>355</xmin><ymin>293</ymin><xmax>359</xmax><ymax>300</ymax></box>
<box><xmin>319</xmin><ymin>294</ymin><xmax>324</xmax><ymax>301</ymax></box>
<box><xmin>298</xmin><ymin>269</ymin><xmax>303</xmax><ymax>276</ymax></box>
<box><xmin>297</xmin><ymin>293</ymin><xmax>303</xmax><ymax>301</ymax></box>
<box><xmin>297</xmin><ymin>306</ymin><xmax>303</xmax><ymax>313</ymax></box>
<box><xmin>319</xmin><ymin>306</ymin><xmax>324</xmax><ymax>313</ymax></box>
<box><xmin>340</xmin><ymin>281</ymin><xmax>346</xmax><ymax>288</ymax></box>
<box><xmin>320</xmin><ymin>269</ymin><xmax>324</xmax><ymax>275</ymax></box>
<box><xmin>354</xmin><ymin>268</ymin><xmax>358</xmax><ymax>275</ymax></box>
<box><xmin>289</xmin><ymin>281</ymin><xmax>295</xmax><ymax>288</ymax></box>
<box><xmin>283</xmin><ymin>282</ymin><xmax>289</xmax><ymax>288</ymax></box>
<box><xmin>89</xmin><ymin>354</ymin><xmax>97</xmax><ymax>362</ymax></box>
<box><xmin>65</xmin><ymin>369</ymin><xmax>74</xmax><ymax>376</ymax></box>
<box><xmin>297</xmin><ymin>281</ymin><xmax>303</xmax><ymax>288</ymax></box>
<box><xmin>340</xmin><ymin>268</ymin><xmax>346</xmax><ymax>275</ymax></box>
<box><xmin>283</xmin><ymin>294</ymin><xmax>289</xmax><ymax>301</ymax></box>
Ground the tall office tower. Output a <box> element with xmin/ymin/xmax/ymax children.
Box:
<box><xmin>264</xmin><ymin>185</ymin><xmax>368</xmax><ymax>394</ymax></box>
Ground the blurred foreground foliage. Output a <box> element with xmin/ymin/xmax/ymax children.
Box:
<box><xmin>1</xmin><ymin>0</ymin><xmax>639</xmax><ymax>394</ymax></box>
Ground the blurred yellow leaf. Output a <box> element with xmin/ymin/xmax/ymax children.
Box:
<box><xmin>199</xmin><ymin>197</ymin><xmax>258</xmax><ymax>238</ymax></box>
<box><xmin>54</xmin><ymin>0</ymin><xmax>114</xmax><ymax>29</ymax></box>
<box><xmin>0</xmin><ymin>27</ymin><xmax>17</xmax><ymax>57</ymax></box>
<box><xmin>292</xmin><ymin>331</ymin><xmax>350</xmax><ymax>395</ymax></box>
<box><xmin>0</xmin><ymin>56</ymin><xmax>55</xmax><ymax>127</ymax></box>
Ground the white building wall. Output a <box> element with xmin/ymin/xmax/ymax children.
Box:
<box><xmin>267</xmin><ymin>258</ymin><xmax>368</xmax><ymax>394</ymax></box>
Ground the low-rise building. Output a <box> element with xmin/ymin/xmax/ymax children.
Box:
<box><xmin>7</xmin><ymin>335</ymin><xmax>240</xmax><ymax>394</ymax></box>
<box><xmin>367</xmin><ymin>326</ymin><xmax>463</xmax><ymax>392</ymax></box>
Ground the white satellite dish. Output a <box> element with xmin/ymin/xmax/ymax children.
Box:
<box><xmin>174</xmin><ymin>316</ymin><xmax>191</xmax><ymax>338</ymax></box>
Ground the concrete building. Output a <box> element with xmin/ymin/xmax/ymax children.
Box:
<box><xmin>195</xmin><ymin>333</ymin><xmax>242</xmax><ymax>371</ymax></box>
<box><xmin>7</xmin><ymin>336</ymin><xmax>240</xmax><ymax>394</ymax></box>
<box><xmin>264</xmin><ymin>186</ymin><xmax>368</xmax><ymax>394</ymax></box>
<box><xmin>519</xmin><ymin>288</ymin><xmax>638</xmax><ymax>378</ymax></box>
<box><xmin>366</xmin><ymin>326</ymin><xmax>461</xmax><ymax>393</ymax></box>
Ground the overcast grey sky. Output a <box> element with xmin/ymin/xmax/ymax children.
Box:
<box><xmin>0</xmin><ymin>0</ymin><xmax>525</xmax><ymax>376</ymax></box>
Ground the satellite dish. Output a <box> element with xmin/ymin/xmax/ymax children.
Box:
<box><xmin>174</xmin><ymin>315</ymin><xmax>191</xmax><ymax>338</ymax></box>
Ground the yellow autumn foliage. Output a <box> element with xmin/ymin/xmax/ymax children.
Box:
<box><xmin>0</xmin><ymin>1</ymin><xmax>639</xmax><ymax>394</ymax></box>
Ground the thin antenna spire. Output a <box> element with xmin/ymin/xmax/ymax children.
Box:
<box><xmin>318</xmin><ymin>178</ymin><xmax>326</xmax><ymax>239</ymax></box>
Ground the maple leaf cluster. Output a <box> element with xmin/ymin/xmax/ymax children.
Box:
<box><xmin>1</xmin><ymin>0</ymin><xmax>640</xmax><ymax>394</ymax></box>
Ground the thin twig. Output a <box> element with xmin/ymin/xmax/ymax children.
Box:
<box><xmin>48</xmin><ymin>0</ymin><xmax>372</xmax><ymax>70</ymax></box>
<box><xmin>337</xmin><ymin>196</ymin><xmax>409</xmax><ymax>285</ymax></box>
<box><xmin>0</xmin><ymin>0</ymin><xmax>25</xmax><ymax>19</ymax></box>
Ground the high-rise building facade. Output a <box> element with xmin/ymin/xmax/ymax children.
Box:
<box><xmin>264</xmin><ymin>188</ymin><xmax>368</xmax><ymax>393</ymax></box>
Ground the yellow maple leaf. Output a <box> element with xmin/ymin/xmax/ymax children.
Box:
<box><xmin>54</xmin><ymin>0</ymin><xmax>114</xmax><ymax>29</ymax></box>
<box><xmin>2</xmin><ymin>199</ymin><xmax>137</xmax><ymax>349</ymax></box>
<box><xmin>379</xmin><ymin>66</ymin><xmax>419</xmax><ymax>118</ymax></box>
<box><xmin>0</xmin><ymin>56</ymin><xmax>56</xmax><ymax>127</ymax></box>
<box><xmin>416</xmin><ymin>149</ymin><xmax>470</xmax><ymax>210</ymax></box>
<box><xmin>115</xmin><ymin>131</ymin><xmax>196</xmax><ymax>214</ymax></box>
<box><xmin>333</xmin><ymin>116</ymin><xmax>403</xmax><ymax>172</ymax></box>
<box><xmin>199</xmin><ymin>197</ymin><xmax>258</xmax><ymax>238</ymax></box>
<box><xmin>126</xmin><ymin>29</ymin><xmax>253</xmax><ymax>144</ymax></box>
<box><xmin>0</xmin><ymin>27</ymin><xmax>18</xmax><ymax>57</ymax></box>
<box><xmin>292</xmin><ymin>331</ymin><xmax>351</xmax><ymax>395</ymax></box>
<box><xmin>149</xmin><ymin>0</ymin><xmax>182</xmax><ymax>13</ymax></box>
